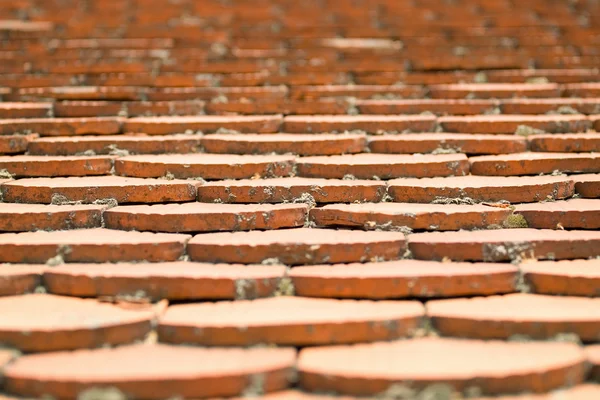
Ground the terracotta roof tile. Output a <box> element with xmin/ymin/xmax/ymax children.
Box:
<box><xmin>104</xmin><ymin>203</ymin><xmax>308</xmax><ymax>232</ymax></box>
<box><xmin>0</xmin><ymin>294</ymin><xmax>154</xmax><ymax>351</ymax></box>
<box><xmin>298</xmin><ymin>338</ymin><xmax>586</xmax><ymax>396</ymax></box>
<box><xmin>158</xmin><ymin>297</ymin><xmax>424</xmax><ymax>346</ymax></box>
<box><xmin>44</xmin><ymin>262</ymin><xmax>286</xmax><ymax>300</ymax></box>
<box><xmin>0</xmin><ymin>264</ymin><xmax>46</xmax><ymax>296</ymax></box>
<box><xmin>0</xmin><ymin>228</ymin><xmax>190</xmax><ymax>263</ymax></box>
<box><xmin>428</xmin><ymin>293</ymin><xmax>600</xmax><ymax>340</ymax></box>
<box><xmin>188</xmin><ymin>228</ymin><xmax>406</xmax><ymax>265</ymax></box>
<box><xmin>290</xmin><ymin>260</ymin><xmax>517</xmax><ymax>299</ymax></box>
<box><xmin>3</xmin><ymin>344</ymin><xmax>296</xmax><ymax>399</ymax></box>
<box><xmin>1</xmin><ymin>0</ymin><xmax>599</xmax><ymax>395</ymax></box>
<box><xmin>1</xmin><ymin>176</ymin><xmax>199</xmax><ymax>204</ymax></box>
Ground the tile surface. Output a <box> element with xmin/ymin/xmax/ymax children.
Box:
<box><xmin>0</xmin><ymin>0</ymin><xmax>599</xmax><ymax>397</ymax></box>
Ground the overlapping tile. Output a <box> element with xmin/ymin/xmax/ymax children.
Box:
<box><xmin>1</xmin><ymin>0</ymin><xmax>600</xmax><ymax>397</ymax></box>
<box><xmin>188</xmin><ymin>228</ymin><xmax>406</xmax><ymax>265</ymax></box>
<box><xmin>104</xmin><ymin>203</ymin><xmax>308</xmax><ymax>232</ymax></box>
<box><xmin>282</xmin><ymin>115</ymin><xmax>436</xmax><ymax>133</ymax></box>
<box><xmin>438</xmin><ymin>115</ymin><xmax>591</xmax><ymax>134</ymax></box>
<box><xmin>0</xmin><ymin>228</ymin><xmax>190</xmax><ymax>263</ymax></box>
<box><xmin>521</xmin><ymin>259</ymin><xmax>600</xmax><ymax>297</ymax></box>
<box><xmin>298</xmin><ymin>338</ymin><xmax>586</xmax><ymax>396</ymax></box>
<box><xmin>513</xmin><ymin>199</ymin><xmax>600</xmax><ymax>229</ymax></box>
<box><xmin>158</xmin><ymin>297</ymin><xmax>424</xmax><ymax>346</ymax></box>
<box><xmin>310</xmin><ymin>202</ymin><xmax>512</xmax><ymax>231</ymax></box>
<box><xmin>408</xmin><ymin>229</ymin><xmax>600</xmax><ymax>261</ymax></box>
<box><xmin>0</xmin><ymin>117</ymin><xmax>123</xmax><ymax>136</ymax></box>
<box><xmin>528</xmin><ymin>133</ymin><xmax>600</xmax><ymax>153</ymax></box>
<box><xmin>3</xmin><ymin>344</ymin><xmax>296</xmax><ymax>399</ymax></box>
<box><xmin>0</xmin><ymin>155</ymin><xmax>114</xmax><ymax>177</ymax></box>
<box><xmin>123</xmin><ymin>115</ymin><xmax>282</xmax><ymax>134</ymax></box>
<box><xmin>115</xmin><ymin>154</ymin><xmax>295</xmax><ymax>179</ymax></box>
<box><xmin>0</xmin><ymin>294</ymin><xmax>154</xmax><ymax>351</ymax></box>
<box><xmin>1</xmin><ymin>176</ymin><xmax>199</xmax><ymax>204</ymax></box>
<box><xmin>573</xmin><ymin>174</ymin><xmax>600</xmax><ymax>198</ymax></box>
<box><xmin>297</xmin><ymin>154</ymin><xmax>469</xmax><ymax>179</ymax></box>
<box><xmin>291</xmin><ymin>260</ymin><xmax>518</xmax><ymax>299</ymax></box>
<box><xmin>197</xmin><ymin>177</ymin><xmax>386</xmax><ymax>203</ymax></box>
<box><xmin>428</xmin><ymin>293</ymin><xmax>600</xmax><ymax>341</ymax></box>
<box><xmin>28</xmin><ymin>134</ymin><xmax>203</xmax><ymax>155</ymax></box>
<box><xmin>470</xmin><ymin>152</ymin><xmax>600</xmax><ymax>176</ymax></box>
<box><xmin>388</xmin><ymin>175</ymin><xmax>574</xmax><ymax>203</ymax></box>
<box><xmin>0</xmin><ymin>203</ymin><xmax>104</xmax><ymax>231</ymax></box>
<box><xmin>0</xmin><ymin>265</ymin><xmax>45</xmax><ymax>296</ymax></box>
<box><xmin>368</xmin><ymin>133</ymin><xmax>527</xmax><ymax>155</ymax></box>
<box><xmin>44</xmin><ymin>262</ymin><xmax>286</xmax><ymax>300</ymax></box>
<box><xmin>0</xmin><ymin>134</ymin><xmax>38</xmax><ymax>155</ymax></box>
<box><xmin>201</xmin><ymin>133</ymin><xmax>367</xmax><ymax>155</ymax></box>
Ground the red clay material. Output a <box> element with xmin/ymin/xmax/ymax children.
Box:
<box><xmin>428</xmin><ymin>293</ymin><xmax>600</xmax><ymax>341</ymax></box>
<box><xmin>355</xmin><ymin>99</ymin><xmax>498</xmax><ymax>115</ymax></box>
<box><xmin>500</xmin><ymin>98</ymin><xmax>600</xmax><ymax>115</ymax></box>
<box><xmin>188</xmin><ymin>228</ymin><xmax>406</xmax><ymax>265</ymax></box>
<box><xmin>0</xmin><ymin>155</ymin><xmax>114</xmax><ymax>177</ymax></box>
<box><xmin>291</xmin><ymin>260</ymin><xmax>517</xmax><ymax>299</ymax></box>
<box><xmin>573</xmin><ymin>174</ymin><xmax>600</xmax><ymax>198</ymax></box>
<box><xmin>297</xmin><ymin>154</ymin><xmax>469</xmax><ymax>179</ymax></box>
<box><xmin>388</xmin><ymin>175</ymin><xmax>574</xmax><ymax>204</ymax></box>
<box><xmin>587</xmin><ymin>345</ymin><xmax>600</xmax><ymax>380</ymax></box>
<box><xmin>201</xmin><ymin>133</ymin><xmax>367</xmax><ymax>156</ymax></box>
<box><xmin>408</xmin><ymin>229</ymin><xmax>600</xmax><ymax>261</ymax></box>
<box><xmin>0</xmin><ymin>293</ymin><xmax>154</xmax><ymax>352</ymax></box>
<box><xmin>0</xmin><ymin>203</ymin><xmax>104</xmax><ymax>231</ymax></box>
<box><xmin>115</xmin><ymin>154</ymin><xmax>295</xmax><ymax>179</ymax></box>
<box><xmin>368</xmin><ymin>134</ymin><xmax>527</xmax><ymax>155</ymax></box>
<box><xmin>3</xmin><ymin>344</ymin><xmax>296</xmax><ymax>399</ymax></box>
<box><xmin>438</xmin><ymin>115</ymin><xmax>591</xmax><ymax>134</ymax></box>
<box><xmin>123</xmin><ymin>115</ymin><xmax>282</xmax><ymax>134</ymax></box>
<box><xmin>197</xmin><ymin>177</ymin><xmax>386</xmax><ymax>204</ymax></box>
<box><xmin>428</xmin><ymin>83</ymin><xmax>561</xmax><ymax>99</ymax></box>
<box><xmin>0</xmin><ymin>176</ymin><xmax>199</xmax><ymax>204</ymax></box>
<box><xmin>469</xmin><ymin>152</ymin><xmax>600</xmax><ymax>176</ymax></box>
<box><xmin>104</xmin><ymin>203</ymin><xmax>308</xmax><ymax>232</ymax></box>
<box><xmin>528</xmin><ymin>133</ymin><xmax>600</xmax><ymax>153</ymax></box>
<box><xmin>158</xmin><ymin>296</ymin><xmax>424</xmax><ymax>346</ymax></box>
<box><xmin>0</xmin><ymin>117</ymin><xmax>123</xmax><ymax>136</ymax></box>
<box><xmin>521</xmin><ymin>259</ymin><xmax>600</xmax><ymax>297</ymax></box>
<box><xmin>0</xmin><ymin>102</ymin><xmax>52</xmax><ymax>118</ymax></box>
<box><xmin>298</xmin><ymin>338</ymin><xmax>586</xmax><ymax>396</ymax></box>
<box><xmin>0</xmin><ymin>228</ymin><xmax>190</xmax><ymax>263</ymax></box>
<box><xmin>44</xmin><ymin>262</ymin><xmax>286</xmax><ymax>300</ymax></box>
<box><xmin>310</xmin><ymin>202</ymin><xmax>511</xmax><ymax>231</ymax></box>
<box><xmin>0</xmin><ymin>134</ymin><xmax>38</xmax><ymax>154</ymax></box>
<box><xmin>282</xmin><ymin>115</ymin><xmax>436</xmax><ymax>133</ymax></box>
<box><xmin>514</xmin><ymin>199</ymin><xmax>600</xmax><ymax>229</ymax></box>
<box><xmin>28</xmin><ymin>134</ymin><xmax>203</xmax><ymax>155</ymax></box>
<box><xmin>0</xmin><ymin>264</ymin><xmax>45</xmax><ymax>296</ymax></box>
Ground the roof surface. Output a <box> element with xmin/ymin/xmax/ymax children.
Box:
<box><xmin>0</xmin><ymin>0</ymin><xmax>599</xmax><ymax>399</ymax></box>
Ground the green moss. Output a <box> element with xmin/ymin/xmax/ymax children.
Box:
<box><xmin>503</xmin><ymin>213</ymin><xmax>529</xmax><ymax>228</ymax></box>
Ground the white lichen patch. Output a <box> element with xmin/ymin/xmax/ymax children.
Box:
<box><xmin>547</xmin><ymin>106</ymin><xmax>581</xmax><ymax>115</ymax></box>
<box><xmin>274</xmin><ymin>277</ymin><xmax>295</xmax><ymax>296</ymax></box>
<box><xmin>515</xmin><ymin>125</ymin><xmax>545</xmax><ymax>137</ymax></box>
<box><xmin>107</xmin><ymin>144</ymin><xmax>131</xmax><ymax>157</ymax></box>
<box><xmin>46</xmin><ymin>245</ymin><xmax>72</xmax><ymax>266</ymax></box>
<box><xmin>77</xmin><ymin>387</ymin><xmax>127</xmax><ymax>400</ymax></box>
<box><xmin>432</xmin><ymin>197</ymin><xmax>476</xmax><ymax>205</ymax></box>
<box><xmin>483</xmin><ymin>242</ymin><xmax>533</xmax><ymax>263</ymax></box>
<box><xmin>0</xmin><ymin>169</ymin><xmax>14</xmax><ymax>179</ymax></box>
